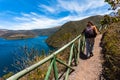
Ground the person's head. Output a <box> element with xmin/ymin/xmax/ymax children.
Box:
<box><xmin>87</xmin><ymin>21</ymin><xmax>94</xmax><ymax>26</ymax></box>
<box><xmin>87</xmin><ymin>24</ymin><xmax>90</xmax><ymax>27</ymax></box>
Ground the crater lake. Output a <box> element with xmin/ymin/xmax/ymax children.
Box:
<box><xmin>0</xmin><ymin>36</ymin><xmax>51</xmax><ymax>77</ymax></box>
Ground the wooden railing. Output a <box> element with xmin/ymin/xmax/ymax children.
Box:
<box><xmin>7</xmin><ymin>34</ymin><xmax>85</xmax><ymax>80</ymax></box>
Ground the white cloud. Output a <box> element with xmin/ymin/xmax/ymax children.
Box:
<box><xmin>10</xmin><ymin>14</ymin><xmax>68</xmax><ymax>30</ymax></box>
<box><xmin>0</xmin><ymin>0</ymin><xmax>111</xmax><ymax>30</ymax></box>
<box><xmin>57</xmin><ymin>0</ymin><xmax>83</xmax><ymax>13</ymax></box>
<box><xmin>37</xmin><ymin>0</ymin><xmax>110</xmax><ymax>21</ymax></box>
<box><xmin>38</xmin><ymin>0</ymin><xmax>108</xmax><ymax>14</ymax></box>
<box><xmin>0</xmin><ymin>25</ymin><xmax>4</xmax><ymax>29</ymax></box>
<box><xmin>39</xmin><ymin>5</ymin><xmax>56</xmax><ymax>13</ymax></box>
<box><xmin>4</xmin><ymin>12</ymin><xmax>89</xmax><ymax>30</ymax></box>
<box><xmin>58</xmin><ymin>0</ymin><xmax>109</xmax><ymax>14</ymax></box>
<box><xmin>85</xmin><ymin>0</ymin><xmax>107</xmax><ymax>9</ymax></box>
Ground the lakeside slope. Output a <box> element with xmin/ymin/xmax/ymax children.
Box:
<box><xmin>46</xmin><ymin>15</ymin><xmax>104</xmax><ymax>48</ymax></box>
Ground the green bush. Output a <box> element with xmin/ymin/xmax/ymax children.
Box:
<box><xmin>101</xmin><ymin>22</ymin><xmax>120</xmax><ymax>80</ymax></box>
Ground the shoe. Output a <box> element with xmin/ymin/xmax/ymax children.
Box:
<box><xmin>90</xmin><ymin>52</ymin><xmax>93</xmax><ymax>57</ymax></box>
<box><xmin>87</xmin><ymin>56</ymin><xmax>91</xmax><ymax>59</ymax></box>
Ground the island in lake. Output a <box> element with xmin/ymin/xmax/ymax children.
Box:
<box><xmin>0</xmin><ymin>27</ymin><xmax>60</xmax><ymax>40</ymax></box>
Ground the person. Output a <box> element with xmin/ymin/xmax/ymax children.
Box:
<box><xmin>82</xmin><ymin>21</ymin><xmax>98</xmax><ymax>58</ymax></box>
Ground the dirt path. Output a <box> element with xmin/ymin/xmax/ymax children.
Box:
<box><xmin>68</xmin><ymin>34</ymin><xmax>103</xmax><ymax>80</ymax></box>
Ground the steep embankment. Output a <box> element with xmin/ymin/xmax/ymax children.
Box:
<box><xmin>46</xmin><ymin>15</ymin><xmax>104</xmax><ymax>48</ymax></box>
<box><xmin>101</xmin><ymin>22</ymin><xmax>120</xmax><ymax>80</ymax></box>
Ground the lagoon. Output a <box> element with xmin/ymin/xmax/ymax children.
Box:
<box><xmin>0</xmin><ymin>36</ymin><xmax>50</xmax><ymax>77</ymax></box>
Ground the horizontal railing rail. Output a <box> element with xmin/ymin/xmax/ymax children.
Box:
<box><xmin>7</xmin><ymin>34</ymin><xmax>85</xmax><ymax>80</ymax></box>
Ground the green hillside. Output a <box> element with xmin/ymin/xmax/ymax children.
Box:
<box><xmin>46</xmin><ymin>15</ymin><xmax>104</xmax><ymax>48</ymax></box>
<box><xmin>101</xmin><ymin>21</ymin><xmax>120</xmax><ymax>80</ymax></box>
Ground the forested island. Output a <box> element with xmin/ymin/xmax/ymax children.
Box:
<box><xmin>0</xmin><ymin>27</ymin><xmax>60</xmax><ymax>40</ymax></box>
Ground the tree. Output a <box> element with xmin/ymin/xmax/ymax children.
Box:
<box><xmin>117</xmin><ymin>9</ymin><xmax>120</xmax><ymax>16</ymax></box>
<box><xmin>100</xmin><ymin>15</ymin><xmax>111</xmax><ymax>29</ymax></box>
<box><xmin>4</xmin><ymin>46</ymin><xmax>48</xmax><ymax>80</ymax></box>
<box><xmin>104</xmin><ymin>0</ymin><xmax>120</xmax><ymax>22</ymax></box>
<box><xmin>105</xmin><ymin>0</ymin><xmax>120</xmax><ymax>10</ymax></box>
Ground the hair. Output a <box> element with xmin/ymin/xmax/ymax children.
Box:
<box><xmin>87</xmin><ymin>24</ymin><xmax>90</xmax><ymax>27</ymax></box>
<box><xmin>88</xmin><ymin>21</ymin><xmax>94</xmax><ymax>26</ymax></box>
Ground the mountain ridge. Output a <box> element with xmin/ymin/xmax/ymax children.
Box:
<box><xmin>0</xmin><ymin>27</ymin><xmax>60</xmax><ymax>39</ymax></box>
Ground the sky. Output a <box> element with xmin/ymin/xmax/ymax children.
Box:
<box><xmin>0</xmin><ymin>0</ymin><xmax>111</xmax><ymax>30</ymax></box>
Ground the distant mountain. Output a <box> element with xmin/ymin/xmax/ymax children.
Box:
<box><xmin>46</xmin><ymin>15</ymin><xmax>104</xmax><ymax>48</ymax></box>
<box><xmin>0</xmin><ymin>29</ymin><xmax>8</xmax><ymax>36</ymax></box>
<box><xmin>0</xmin><ymin>27</ymin><xmax>60</xmax><ymax>39</ymax></box>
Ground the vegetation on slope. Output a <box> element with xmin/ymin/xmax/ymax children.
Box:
<box><xmin>104</xmin><ymin>0</ymin><xmax>120</xmax><ymax>10</ymax></box>
<box><xmin>46</xmin><ymin>15</ymin><xmax>103</xmax><ymax>48</ymax></box>
<box><xmin>1</xmin><ymin>47</ymin><xmax>48</xmax><ymax>80</ymax></box>
<box><xmin>101</xmin><ymin>21</ymin><xmax>120</xmax><ymax>80</ymax></box>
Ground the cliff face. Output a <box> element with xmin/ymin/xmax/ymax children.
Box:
<box><xmin>46</xmin><ymin>15</ymin><xmax>104</xmax><ymax>48</ymax></box>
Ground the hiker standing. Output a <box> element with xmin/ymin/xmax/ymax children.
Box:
<box><xmin>82</xmin><ymin>21</ymin><xmax>98</xmax><ymax>58</ymax></box>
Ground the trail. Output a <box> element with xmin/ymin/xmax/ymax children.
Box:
<box><xmin>68</xmin><ymin>34</ymin><xmax>103</xmax><ymax>80</ymax></box>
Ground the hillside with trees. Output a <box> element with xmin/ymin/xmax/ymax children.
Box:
<box><xmin>46</xmin><ymin>15</ymin><xmax>104</xmax><ymax>48</ymax></box>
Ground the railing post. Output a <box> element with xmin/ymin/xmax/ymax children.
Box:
<box><xmin>7</xmin><ymin>34</ymin><xmax>82</xmax><ymax>80</ymax></box>
<box><xmin>77</xmin><ymin>38</ymin><xmax>81</xmax><ymax>64</ymax></box>
<box><xmin>99</xmin><ymin>26</ymin><xmax>102</xmax><ymax>32</ymax></box>
<box><xmin>56</xmin><ymin>59</ymin><xmax>74</xmax><ymax>70</ymax></box>
<box><xmin>53</xmin><ymin>56</ymin><xmax>58</xmax><ymax>80</ymax></box>
<box><xmin>73</xmin><ymin>45</ymin><xmax>77</xmax><ymax>66</ymax></box>
<box><xmin>81</xmin><ymin>35</ymin><xmax>85</xmax><ymax>52</ymax></box>
<box><xmin>44</xmin><ymin>59</ymin><xmax>54</xmax><ymax>80</ymax></box>
<box><xmin>65</xmin><ymin>43</ymin><xmax>74</xmax><ymax>80</ymax></box>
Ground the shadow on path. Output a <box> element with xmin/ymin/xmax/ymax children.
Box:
<box><xmin>79</xmin><ymin>51</ymin><xmax>87</xmax><ymax>60</ymax></box>
<box><xmin>69</xmin><ymin>35</ymin><xmax>103</xmax><ymax>80</ymax></box>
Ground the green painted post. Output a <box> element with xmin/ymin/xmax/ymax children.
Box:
<box><xmin>44</xmin><ymin>59</ymin><xmax>54</xmax><ymax>80</ymax></box>
<box><xmin>73</xmin><ymin>46</ymin><xmax>77</xmax><ymax>66</ymax></box>
<box><xmin>77</xmin><ymin>38</ymin><xmax>81</xmax><ymax>65</ymax></box>
<box><xmin>65</xmin><ymin>43</ymin><xmax>74</xmax><ymax>80</ymax></box>
<box><xmin>99</xmin><ymin>26</ymin><xmax>102</xmax><ymax>31</ymax></box>
<box><xmin>7</xmin><ymin>34</ymin><xmax>82</xmax><ymax>80</ymax></box>
<box><xmin>56</xmin><ymin>59</ymin><xmax>74</xmax><ymax>70</ymax></box>
<box><xmin>53</xmin><ymin>57</ymin><xmax>58</xmax><ymax>80</ymax></box>
<box><xmin>82</xmin><ymin>35</ymin><xmax>85</xmax><ymax>52</ymax></box>
<box><xmin>83</xmin><ymin>36</ymin><xmax>86</xmax><ymax>52</ymax></box>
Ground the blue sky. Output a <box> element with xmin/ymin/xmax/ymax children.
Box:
<box><xmin>0</xmin><ymin>0</ymin><xmax>111</xmax><ymax>30</ymax></box>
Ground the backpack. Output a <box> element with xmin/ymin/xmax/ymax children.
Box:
<box><xmin>84</xmin><ymin>27</ymin><xmax>97</xmax><ymax>38</ymax></box>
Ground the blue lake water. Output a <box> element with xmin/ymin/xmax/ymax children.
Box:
<box><xmin>0</xmin><ymin>36</ymin><xmax>51</xmax><ymax>77</ymax></box>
